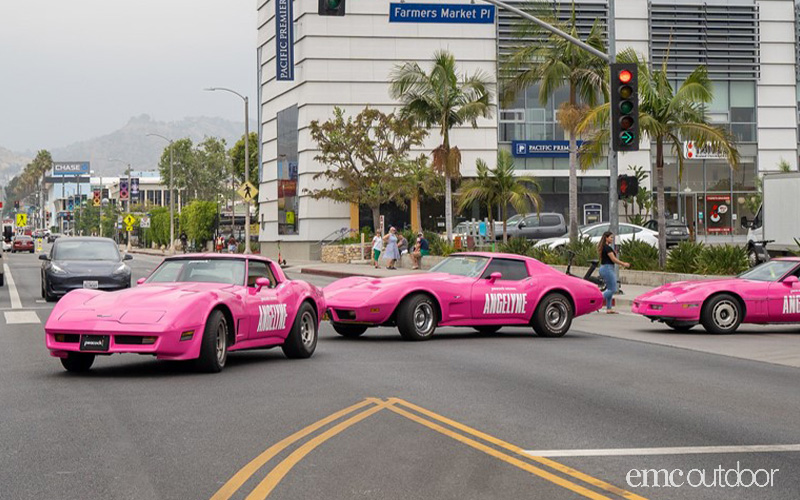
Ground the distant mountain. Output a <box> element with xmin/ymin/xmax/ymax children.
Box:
<box><xmin>45</xmin><ymin>114</ymin><xmax>253</xmax><ymax>177</ymax></box>
<box><xmin>0</xmin><ymin>146</ymin><xmax>31</xmax><ymax>180</ymax></box>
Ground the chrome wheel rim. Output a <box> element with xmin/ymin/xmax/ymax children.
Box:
<box><xmin>712</xmin><ymin>300</ymin><xmax>738</xmax><ymax>329</ymax></box>
<box><xmin>414</xmin><ymin>302</ymin><xmax>434</xmax><ymax>335</ymax></box>
<box><xmin>748</xmin><ymin>250</ymin><xmax>758</xmax><ymax>267</ymax></box>
<box><xmin>300</xmin><ymin>311</ymin><xmax>316</xmax><ymax>348</ymax></box>
<box><xmin>216</xmin><ymin>321</ymin><xmax>227</xmax><ymax>366</ymax></box>
<box><xmin>545</xmin><ymin>301</ymin><xmax>569</xmax><ymax>331</ymax></box>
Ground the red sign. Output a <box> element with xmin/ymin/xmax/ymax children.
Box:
<box><xmin>278</xmin><ymin>180</ymin><xmax>297</xmax><ymax>197</ymax></box>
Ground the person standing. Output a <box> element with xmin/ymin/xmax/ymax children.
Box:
<box><xmin>228</xmin><ymin>235</ymin><xmax>237</xmax><ymax>254</ymax></box>
<box><xmin>382</xmin><ymin>226</ymin><xmax>401</xmax><ymax>270</ymax></box>
<box><xmin>597</xmin><ymin>231</ymin><xmax>631</xmax><ymax>314</ymax></box>
<box><xmin>371</xmin><ymin>233</ymin><xmax>383</xmax><ymax>269</ymax></box>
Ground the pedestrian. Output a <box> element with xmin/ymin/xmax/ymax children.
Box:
<box><xmin>180</xmin><ymin>231</ymin><xmax>188</xmax><ymax>253</ymax></box>
<box><xmin>371</xmin><ymin>232</ymin><xmax>383</xmax><ymax>269</ymax></box>
<box><xmin>397</xmin><ymin>233</ymin><xmax>408</xmax><ymax>255</ymax></box>
<box><xmin>228</xmin><ymin>235</ymin><xmax>237</xmax><ymax>253</ymax></box>
<box><xmin>410</xmin><ymin>232</ymin><xmax>429</xmax><ymax>270</ymax></box>
<box><xmin>216</xmin><ymin>236</ymin><xmax>224</xmax><ymax>253</ymax></box>
<box><xmin>382</xmin><ymin>226</ymin><xmax>401</xmax><ymax>270</ymax></box>
<box><xmin>597</xmin><ymin>231</ymin><xmax>631</xmax><ymax>314</ymax></box>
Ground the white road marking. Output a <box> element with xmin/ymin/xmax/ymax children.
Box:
<box><xmin>523</xmin><ymin>444</ymin><xmax>800</xmax><ymax>457</ymax></box>
<box><xmin>3</xmin><ymin>264</ymin><xmax>23</xmax><ymax>309</ymax></box>
<box><xmin>4</xmin><ymin>311</ymin><xmax>41</xmax><ymax>324</ymax></box>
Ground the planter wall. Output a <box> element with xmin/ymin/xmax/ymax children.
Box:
<box><xmin>551</xmin><ymin>265</ymin><xmax>730</xmax><ymax>287</ymax></box>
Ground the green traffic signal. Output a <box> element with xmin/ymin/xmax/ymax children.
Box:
<box><xmin>620</xmin><ymin>131</ymin><xmax>635</xmax><ymax>144</ymax></box>
<box><xmin>619</xmin><ymin>101</ymin><xmax>634</xmax><ymax>114</ymax></box>
<box><xmin>327</xmin><ymin>0</ymin><xmax>341</xmax><ymax>7</ymax></box>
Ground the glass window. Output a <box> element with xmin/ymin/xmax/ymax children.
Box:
<box><xmin>54</xmin><ymin>240</ymin><xmax>120</xmax><ymax>261</ymax></box>
<box><xmin>732</xmin><ymin>161</ymin><xmax>757</xmax><ymax>191</ymax></box>
<box><xmin>553</xmin><ymin>158</ymin><xmax>570</xmax><ymax>170</ymax></box>
<box><xmin>480</xmin><ymin>258</ymin><xmax>530</xmax><ymax>281</ymax></box>
<box><xmin>553</xmin><ymin>177</ymin><xmax>569</xmax><ymax>193</ymax></box>
<box><xmin>706</xmin><ymin>161</ymin><xmax>731</xmax><ymax>191</ymax></box>
<box><xmin>709</xmin><ymin>81</ymin><xmax>729</xmax><ymax>113</ymax></box>
<box><xmin>247</xmin><ymin>259</ymin><xmax>276</xmax><ymax>287</ymax></box>
<box><xmin>739</xmin><ymin>260</ymin><xmax>798</xmax><ymax>282</ymax></box>
<box><xmin>521</xmin><ymin>215</ymin><xmax>539</xmax><ymax>227</ymax></box>
<box><xmin>580</xmin><ymin>177</ymin><xmax>609</xmax><ymax>193</ymax></box>
<box><xmin>429</xmin><ymin>255</ymin><xmax>489</xmax><ymax>277</ymax></box>
<box><xmin>540</xmin><ymin>215</ymin><xmax>561</xmax><ymax>226</ymax></box>
<box><xmin>583</xmin><ymin>224</ymin><xmax>609</xmax><ymax>237</ymax></box>
<box><xmin>148</xmin><ymin>258</ymin><xmax>246</xmax><ymax>285</ymax></box>
<box><xmin>730</xmin><ymin>81</ymin><xmax>755</xmax><ymax>108</ymax></box>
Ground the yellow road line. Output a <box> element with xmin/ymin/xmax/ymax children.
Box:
<box><xmin>210</xmin><ymin>398</ymin><xmax>377</xmax><ymax>500</ymax></box>
<box><xmin>244</xmin><ymin>399</ymin><xmax>394</xmax><ymax>500</ymax></box>
<box><xmin>387</xmin><ymin>405</ymin><xmax>613</xmax><ymax>500</ymax></box>
<box><xmin>390</xmin><ymin>398</ymin><xmax>646</xmax><ymax>500</ymax></box>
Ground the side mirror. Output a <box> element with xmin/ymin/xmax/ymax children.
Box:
<box><xmin>136</xmin><ymin>277</ymin><xmax>147</xmax><ymax>285</ymax></box>
<box><xmin>255</xmin><ymin>277</ymin><xmax>271</xmax><ymax>291</ymax></box>
<box><xmin>488</xmin><ymin>272</ymin><xmax>502</xmax><ymax>283</ymax></box>
<box><xmin>39</xmin><ymin>254</ymin><xmax>50</xmax><ymax>261</ymax></box>
<box><xmin>739</xmin><ymin>217</ymin><xmax>748</xmax><ymax>229</ymax></box>
<box><xmin>124</xmin><ymin>254</ymin><xmax>133</xmax><ymax>261</ymax></box>
<box><xmin>518</xmin><ymin>222</ymin><xmax>526</xmax><ymax>228</ymax></box>
<box><xmin>783</xmin><ymin>275</ymin><xmax>799</xmax><ymax>286</ymax></box>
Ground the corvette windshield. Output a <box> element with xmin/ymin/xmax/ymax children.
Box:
<box><xmin>429</xmin><ymin>255</ymin><xmax>489</xmax><ymax>278</ymax></box>
<box><xmin>148</xmin><ymin>259</ymin><xmax>246</xmax><ymax>285</ymax></box>
<box><xmin>738</xmin><ymin>261</ymin><xmax>799</xmax><ymax>282</ymax></box>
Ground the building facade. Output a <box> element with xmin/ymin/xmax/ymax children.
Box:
<box><xmin>256</xmin><ymin>0</ymin><xmax>800</xmax><ymax>257</ymax></box>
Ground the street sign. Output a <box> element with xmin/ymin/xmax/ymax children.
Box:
<box><xmin>275</xmin><ymin>0</ymin><xmax>294</xmax><ymax>81</ymax></box>
<box><xmin>124</xmin><ymin>214</ymin><xmax>136</xmax><ymax>227</ymax></box>
<box><xmin>140</xmin><ymin>216</ymin><xmax>151</xmax><ymax>228</ymax></box>
<box><xmin>120</xmin><ymin>180</ymin><xmax>129</xmax><ymax>201</ymax></box>
<box><xmin>16</xmin><ymin>214</ymin><xmax>27</xmax><ymax>227</ymax></box>
<box><xmin>237</xmin><ymin>181</ymin><xmax>258</xmax><ymax>203</ymax></box>
<box><xmin>512</xmin><ymin>140</ymin><xmax>584</xmax><ymax>158</ymax></box>
<box><xmin>389</xmin><ymin>3</ymin><xmax>495</xmax><ymax>24</ymax></box>
<box><xmin>53</xmin><ymin>162</ymin><xmax>90</xmax><ymax>176</ymax></box>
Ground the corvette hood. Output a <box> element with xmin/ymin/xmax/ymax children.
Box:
<box><xmin>636</xmin><ymin>278</ymin><xmax>740</xmax><ymax>302</ymax></box>
<box><xmin>324</xmin><ymin>273</ymin><xmax>453</xmax><ymax>302</ymax></box>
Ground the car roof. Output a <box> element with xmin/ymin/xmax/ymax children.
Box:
<box><xmin>54</xmin><ymin>236</ymin><xmax>115</xmax><ymax>243</ymax></box>
<box><xmin>164</xmin><ymin>253</ymin><xmax>273</xmax><ymax>262</ymax></box>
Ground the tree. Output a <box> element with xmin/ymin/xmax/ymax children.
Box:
<box><xmin>580</xmin><ymin>49</ymin><xmax>740</xmax><ymax>267</ymax></box>
<box><xmin>456</xmin><ymin>158</ymin><xmax>496</xmax><ymax>238</ymax></box>
<box><xmin>621</xmin><ymin>165</ymin><xmax>653</xmax><ymax>226</ymax></box>
<box><xmin>390</xmin><ymin>49</ymin><xmax>494</xmax><ymax>243</ymax></box>
<box><xmin>157</xmin><ymin>137</ymin><xmax>228</xmax><ymax>203</ymax></box>
<box><xmin>146</xmin><ymin>207</ymin><xmax>171</xmax><ymax>247</ymax></box>
<box><xmin>230</xmin><ymin>132</ymin><xmax>259</xmax><ymax>188</ymax></box>
<box><xmin>306</xmin><ymin>107</ymin><xmax>428</xmax><ymax>233</ymax></box>
<box><xmin>457</xmin><ymin>149</ymin><xmax>542</xmax><ymax>243</ymax></box>
<box><xmin>396</xmin><ymin>156</ymin><xmax>444</xmax><ymax>232</ymax></box>
<box><xmin>179</xmin><ymin>200</ymin><xmax>219</xmax><ymax>249</ymax></box>
<box><xmin>501</xmin><ymin>2</ymin><xmax>606</xmax><ymax>244</ymax></box>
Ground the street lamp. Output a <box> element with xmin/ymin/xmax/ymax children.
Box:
<box><xmin>205</xmin><ymin>86</ymin><xmax>252</xmax><ymax>254</ymax></box>
<box><xmin>146</xmin><ymin>134</ymin><xmax>175</xmax><ymax>254</ymax></box>
<box><xmin>109</xmin><ymin>158</ymin><xmax>131</xmax><ymax>251</ymax></box>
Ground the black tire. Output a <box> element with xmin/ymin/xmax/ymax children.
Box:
<box><xmin>332</xmin><ymin>323</ymin><xmax>367</xmax><ymax>338</ymax></box>
<box><xmin>0</xmin><ymin>273</ymin><xmax>4</xmax><ymax>287</ymax></box>
<box><xmin>282</xmin><ymin>302</ymin><xmax>318</xmax><ymax>359</ymax></box>
<box><xmin>665</xmin><ymin>321</ymin><xmax>694</xmax><ymax>332</ymax></box>
<box><xmin>747</xmin><ymin>247</ymin><xmax>759</xmax><ymax>268</ymax></box>
<box><xmin>700</xmin><ymin>294</ymin><xmax>742</xmax><ymax>334</ymax></box>
<box><xmin>43</xmin><ymin>277</ymin><xmax>58</xmax><ymax>302</ymax></box>
<box><xmin>532</xmin><ymin>293</ymin><xmax>573</xmax><ymax>338</ymax></box>
<box><xmin>587</xmin><ymin>276</ymin><xmax>607</xmax><ymax>292</ymax></box>
<box><xmin>397</xmin><ymin>294</ymin><xmax>438</xmax><ymax>341</ymax></box>
<box><xmin>195</xmin><ymin>309</ymin><xmax>228</xmax><ymax>372</ymax></box>
<box><xmin>474</xmin><ymin>326</ymin><xmax>502</xmax><ymax>334</ymax></box>
<box><xmin>60</xmin><ymin>352</ymin><xmax>95</xmax><ymax>373</ymax></box>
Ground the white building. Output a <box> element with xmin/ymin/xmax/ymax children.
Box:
<box><xmin>256</xmin><ymin>0</ymin><xmax>800</xmax><ymax>257</ymax></box>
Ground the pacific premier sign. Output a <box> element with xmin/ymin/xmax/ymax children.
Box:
<box><xmin>389</xmin><ymin>3</ymin><xmax>495</xmax><ymax>24</ymax></box>
<box><xmin>512</xmin><ymin>141</ymin><xmax>584</xmax><ymax>158</ymax></box>
<box><xmin>53</xmin><ymin>162</ymin><xmax>90</xmax><ymax>176</ymax></box>
<box><xmin>275</xmin><ymin>0</ymin><xmax>294</xmax><ymax>81</ymax></box>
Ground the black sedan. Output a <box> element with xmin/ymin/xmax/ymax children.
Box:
<box><xmin>40</xmin><ymin>237</ymin><xmax>132</xmax><ymax>301</ymax></box>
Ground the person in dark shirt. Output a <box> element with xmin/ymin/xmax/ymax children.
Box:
<box><xmin>597</xmin><ymin>231</ymin><xmax>631</xmax><ymax>314</ymax></box>
<box><xmin>410</xmin><ymin>232</ymin><xmax>429</xmax><ymax>269</ymax></box>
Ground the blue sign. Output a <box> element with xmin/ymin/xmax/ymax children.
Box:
<box><xmin>275</xmin><ymin>0</ymin><xmax>294</xmax><ymax>81</ymax></box>
<box><xmin>53</xmin><ymin>161</ymin><xmax>90</xmax><ymax>176</ymax></box>
<box><xmin>389</xmin><ymin>3</ymin><xmax>495</xmax><ymax>24</ymax></box>
<box><xmin>512</xmin><ymin>140</ymin><xmax>584</xmax><ymax>158</ymax></box>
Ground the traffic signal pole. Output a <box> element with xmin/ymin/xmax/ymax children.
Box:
<box><xmin>608</xmin><ymin>0</ymin><xmax>619</xmax><ymax>240</ymax></box>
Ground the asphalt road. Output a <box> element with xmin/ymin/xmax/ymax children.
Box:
<box><xmin>1</xmin><ymin>247</ymin><xmax>798</xmax><ymax>500</ymax></box>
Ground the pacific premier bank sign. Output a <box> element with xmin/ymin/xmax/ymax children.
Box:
<box><xmin>389</xmin><ymin>3</ymin><xmax>495</xmax><ymax>24</ymax></box>
<box><xmin>275</xmin><ymin>0</ymin><xmax>294</xmax><ymax>81</ymax></box>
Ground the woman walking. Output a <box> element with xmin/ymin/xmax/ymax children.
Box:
<box><xmin>597</xmin><ymin>231</ymin><xmax>631</xmax><ymax>314</ymax></box>
<box><xmin>382</xmin><ymin>226</ymin><xmax>401</xmax><ymax>270</ymax></box>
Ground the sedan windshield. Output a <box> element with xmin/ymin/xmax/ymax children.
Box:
<box><xmin>147</xmin><ymin>258</ymin><xmax>246</xmax><ymax>285</ymax></box>
<box><xmin>429</xmin><ymin>255</ymin><xmax>489</xmax><ymax>278</ymax></box>
<box><xmin>738</xmin><ymin>261</ymin><xmax>799</xmax><ymax>282</ymax></box>
<box><xmin>54</xmin><ymin>240</ymin><xmax>120</xmax><ymax>261</ymax></box>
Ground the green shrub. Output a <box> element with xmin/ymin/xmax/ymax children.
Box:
<box><xmin>529</xmin><ymin>245</ymin><xmax>565</xmax><ymax>265</ymax></box>
<box><xmin>558</xmin><ymin>237</ymin><xmax>597</xmax><ymax>267</ymax></box>
<box><xmin>429</xmin><ymin>236</ymin><xmax>455</xmax><ymax>256</ymax></box>
<box><xmin>497</xmin><ymin>236</ymin><xmax>532</xmax><ymax>256</ymax></box>
<box><xmin>696</xmin><ymin>244</ymin><xmax>748</xmax><ymax>275</ymax></box>
<box><xmin>619</xmin><ymin>238</ymin><xmax>660</xmax><ymax>271</ymax></box>
<box><xmin>666</xmin><ymin>241</ymin><xmax>704</xmax><ymax>274</ymax></box>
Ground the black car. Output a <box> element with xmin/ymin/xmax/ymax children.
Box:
<box><xmin>40</xmin><ymin>237</ymin><xmax>132</xmax><ymax>301</ymax></box>
<box><xmin>643</xmin><ymin>219</ymin><xmax>690</xmax><ymax>246</ymax></box>
<box><xmin>47</xmin><ymin>233</ymin><xmax>61</xmax><ymax>243</ymax></box>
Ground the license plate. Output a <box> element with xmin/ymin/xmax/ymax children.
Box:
<box><xmin>80</xmin><ymin>335</ymin><xmax>109</xmax><ymax>351</ymax></box>
<box><xmin>83</xmin><ymin>280</ymin><xmax>99</xmax><ymax>289</ymax></box>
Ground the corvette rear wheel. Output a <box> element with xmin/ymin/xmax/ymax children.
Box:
<box><xmin>282</xmin><ymin>302</ymin><xmax>318</xmax><ymax>359</ymax></box>
<box><xmin>397</xmin><ymin>294</ymin><xmax>437</xmax><ymax>341</ymax></box>
<box><xmin>532</xmin><ymin>293</ymin><xmax>573</xmax><ymax>338</ymax></box>
<box><xmin>196</xmin><ymin>310</ymin><xmax>228</xmax><ymax>373</ymax></box>
<box><xmin>60</xmin><ymin>352</ymin><xmax>95</xmax><ymax>373</ymax></box>
<box><xmin>474</xmin><ymin>326</ymin><xmax>501</xmax><ymax>335</ymax></box>
<box><xmin>701</xmin><ymin>294</ymin><xmax>741</xmax><ymax>334</ymax></box>
<box><xmin>332</xmin><ymin>323</ymin><xmax>368</xmax><ymax>338</ymax></box>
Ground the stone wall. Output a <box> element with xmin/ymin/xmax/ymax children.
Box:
<box><xmin>321</xmin><ymin>244</ymin><xmax>370</xmax><ymax>263</ymax></box>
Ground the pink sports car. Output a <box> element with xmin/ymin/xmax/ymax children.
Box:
<box><xmin>45</xmin><ymin>254</ymin><xmax>324</xmax><ymax>373</ymax></box>
<box><xmin>324</xmin><ymin>252</ymin><xmax>603</xmax><ymax>340</ymax></box>
<box><xmin>632</xmin><ymin>257</ymin><xmax>800</xmax><ymax>334</ymax></box>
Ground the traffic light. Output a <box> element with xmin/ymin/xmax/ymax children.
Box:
<box><xmin>611</xmin><ymin>63</ymin><xmax>639</xmax><ymax>152</ymax></box>
<box><xmin>318</xmin><ymin>0</ymin><xmax>345</xmax><ymax>16</ymax></box>
<box><xmin>93</xmin><ymin>190</ymin><xmax>101</xmax><ymax>207</ymax></box>
<box><xmin>617</xmin><ymin>174</ymin><xmax>639</xmax><ymax>198</ymax></box>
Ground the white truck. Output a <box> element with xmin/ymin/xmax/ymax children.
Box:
<box><xmin>742</xmin><ymin>172</ymin><xmax>800</xmax><ymax>264</ymax></box>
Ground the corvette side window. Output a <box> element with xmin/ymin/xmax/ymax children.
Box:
<box><xmin>248</xmin><ymin>260</ymin><xmax>274</xmax><ymax>288</ymax></box>
<box><xmin>480</xmin><ymin>258</ymin><xmax>529</xmax><ymax>281</ymax></box>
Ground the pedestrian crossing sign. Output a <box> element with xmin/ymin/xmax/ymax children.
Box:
<box><xmin>16</xmin><ymin>213</ymin><xmax>27</xmax><ymax>227</ymax></box>
<box><xmin>237</xmin><ymin>181</ymin><xmax>258</xmax><ymax>203</ymax></box>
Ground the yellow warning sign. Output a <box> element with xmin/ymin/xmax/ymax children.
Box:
<box><xmin>124</xmin><ymin>214</ymin><xmax>136</xmax><ymax>227</ymax></box>
<box><xmin>16</xmin><ymin>213</ymin><xmax>27</xmax><ymax>227</ymax></box>
<box><xmin>237</xmin><ymin>181</ymin><xmax>258</xmax><ymax>203</ymax></box>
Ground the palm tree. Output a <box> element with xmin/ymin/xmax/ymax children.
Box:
<box><xmin>501</xmin><ymin>2</ymin><xmax>607</xmax><ymax>244</ymax></box>
<box><xmin>397</xmin><ymin>156</ymin><xmax>444</xmax><ymax>233</ymax></box>
<box><xmin>579</xmin><ymin>48</ymin><xmax>740</xmax><ymax>267</ymax></box>
<box><xmin>390</xmin><ymin>49</ymin><xmax>494</xmax><ymax>243</ymax></box>
<box><xmin>458</xmin><ymin>150</ymin><xmax>542</xmax><ymax>243</ymax></box>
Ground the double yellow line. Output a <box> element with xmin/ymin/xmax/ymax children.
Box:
<box><xmin>211</xmin><ymin>398</ymin><xmax>647</xmax><ymax>500</ymax></box>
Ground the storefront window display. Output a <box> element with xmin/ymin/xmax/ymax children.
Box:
<box><xmin>277</xmin><ymin>105</ymin><xmax>299</xmax><ymax>235</ymax></box>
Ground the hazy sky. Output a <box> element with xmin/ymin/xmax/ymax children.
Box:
<box><xmin>0</xmin><ymin>0</ymin><xmax>257</xmax><ymax>152</ymax></box>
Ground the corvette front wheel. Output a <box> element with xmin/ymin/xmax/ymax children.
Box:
<box><xmin>397</xmin><ymin>294</ymin><xmax>437</xmax><ymax>341</ymax></box>
<box><xmin>700</xmin><ymin>294</ymin><xmax>741</xmax><ymax>334</ymax></box>
<box><xmin>282</xmin><ymin>303</ymin><xmax>318</xmax><ymax>359</ymax></box>
<box><xmin>532</xmin><ymin>293</ymin><xmax>573</xmax><ymax>338</ymax></box>
<box><xmin>196</xmin><ymin>310</ymin><xmax>228</xmax><ymax>373</ymax></box>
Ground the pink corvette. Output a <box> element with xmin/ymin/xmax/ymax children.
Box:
<box><xmin>45</xmin><ymin>254</ymin><xmax>324</xmax><ymax>373</ymax></box>
<box><xmin>324</xmin><ymin>252</ymin><xmax>603</xmax><ymax>340</ymax></box>
<box><xmin>633</xmin><ymin>258</ymin><xmax>800</xmax><ymax>334</ymax></box>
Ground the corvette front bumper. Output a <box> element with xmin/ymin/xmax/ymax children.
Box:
<box><xmin>631</xmin><ymin>300</ymin><xmax>701</xmax><ymax>322</ymax></box>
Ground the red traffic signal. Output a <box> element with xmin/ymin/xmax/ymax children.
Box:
<box><xmin>617</xmin><ymin>174</ymin><xmax>640</xmax><ymax>198</ymax></box>
<box><xmin>611</xmin><ymin>63</ymin><xmax>639</xmax><ymax>152</ymax></box>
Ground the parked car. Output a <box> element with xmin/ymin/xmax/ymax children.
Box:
<box><xmin>501</xmin><ymin>213</ymin><xmax>567</xmax><ymax>241</ymax></box>
<box><xmin>47</xmin><ymin>233</ymin><xmax>62</xmax><ymax>243</ymax></box>
<box><xmin>643</xmin><ymin>219</ymin><xmax>690</xmax><ymax>246</ymax></box>
<box><xmin>40</xmin><ymin>237</ymin><xmax>132</xmax><ymax>301</ymax></box>
<box><xmin>44</xmin><ymin>254</ymin><xmax>324</xmax><ymax>373</ymax></box>
<box><xmin>534</xmin><ymin>222</ymin><xmax>658</xmax><ymax>250</ymax></box>
<box><xmin>324</xmin><ymin>252</ymin><xmax>603</xmax><ymax>340</ymax></box>
<box><xmin>12</xmin><ymin>235</ymin><xmax>35</xmax><ymax>253</ymax></box>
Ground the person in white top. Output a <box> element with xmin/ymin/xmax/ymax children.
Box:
<box><xmin>371</xmin><ymin>233</ymin><xmax>383</xmax><ymax>269</ymax></box>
